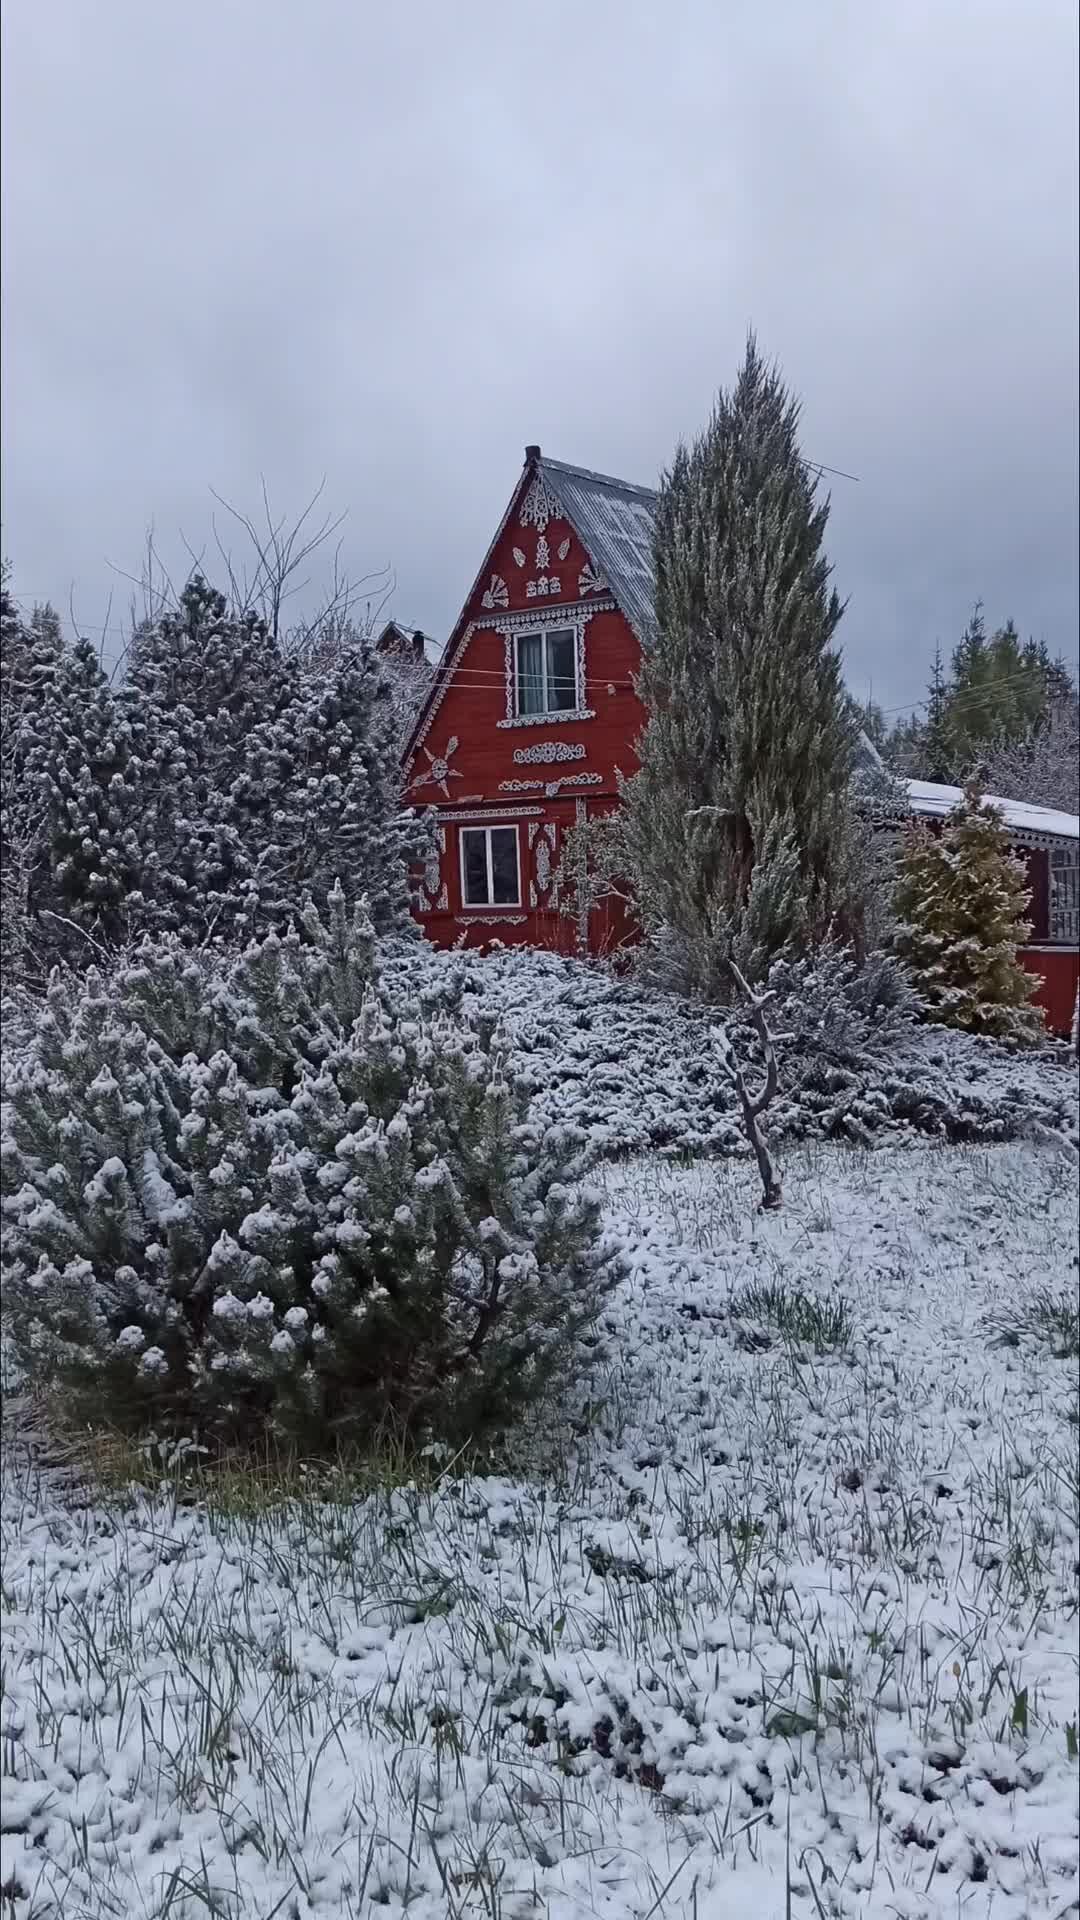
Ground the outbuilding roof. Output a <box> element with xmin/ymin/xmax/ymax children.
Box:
<box><xmin>905</xmin><ymin>779</ymin><xmax>1079</xmax><ymax>845</ymax></box>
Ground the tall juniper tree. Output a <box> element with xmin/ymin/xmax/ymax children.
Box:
<box><xmin>622</xmin><ymin>336</ymin><xmax>861</xmax><ymax>994</ymax></box>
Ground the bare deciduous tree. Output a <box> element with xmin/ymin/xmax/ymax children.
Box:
<box><xmin>111</xmin><ymin>483</ymin><xmax>395</xmax><ymax>676</ymax></box>
<box><xmin>712</xmin><ymin>961</ymin><xmax>785</xmax><ymax>1209</ymax></box>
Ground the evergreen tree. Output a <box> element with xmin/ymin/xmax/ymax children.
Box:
<box><xmin>894</xmin><ymin>779</ymin><xmax>1043</xmax><ymax>1043</ymax></box>
<box><xmin>29</xmin><ymin>638</ymin><xmax>147</xmax><ymax>953</ymax></box>
<box><xmin>238</xmin><ymin>643</ymin><xmax>415</xmax><ymax>934</ymax></box>
<box><xmin>923</xmin><ymin>644</ymin><xmax>954</xmax><ymax>781</ymax></box>
<box><xmin>122</xmin><ymin>577</ymin><xmax>415</xmax><ymax>943</ymax></box>
<box><xmin>2</xmin><ymin>889</ymin><xmax>621</xmax><ymax>1450</ymax></box>
<box><xmin>1</xmin><ymin>580</ymin><xmax>66</xmax><ymax>975</ymax></box>
<box><xmin>621</xmin><ymin>336</ymin><xmax>860</xmax><ymax>994</ymax></box>
<box><xmin>889</xmin><ymin>607</ymin><xmax>1075</xmax><ymax>784</ymax></box>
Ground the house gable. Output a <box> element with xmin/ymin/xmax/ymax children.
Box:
<box><xmin>404</xmin><ymin>448</ymin><xmax>657</xmax><ymax>781</ymax></box>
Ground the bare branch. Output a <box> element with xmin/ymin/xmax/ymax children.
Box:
<box><xmin>713</xmin><ymin>964</ymin><xmax>784</xmax><ymax>1209</ymax></box>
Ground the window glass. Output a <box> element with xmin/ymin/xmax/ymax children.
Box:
<box><xmin>490</xmin><ymin>828</ymin><xmax>519</xmax><ymax>904</ymax></box>
<box><xmin>517</xmin><ymin>633</ymin><xmax>545</xmax><ymax>715</ymax></box>
<box><xmin>462</xmin><ymin>830</ymin><xmax>489</xmax><ymax>906</ymax></box>
<box><xmin>547</xmin><ymin>629</ymin><xmax>576</xmax><ymax>711</ymax></box>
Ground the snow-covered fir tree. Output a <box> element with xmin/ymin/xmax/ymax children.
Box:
<box><xmin>239</xmin><ymin>642</ymin><xmax>417</xmax><ymax>934</ymax></box>
<box><xmin>1</xmin><ymin>580</ymin><xmax>67</xmax><ymax>976</ymax></box>
<box><xmin>119</xmin><ymin>577</ymin><xmax>419</xmax><ymax>943</ymax></box>
<box><xmin>621</xmin><ymin>336</ymin><xmax>862</xmax><ymax>995</ymax></box>
<box><xmin>21</xmin><ymin>635</ymin><xmax>149</xmax><ymax>962</ymax></box>
<box><xmin>2</xmin><ymin>888</ymin><xmax>620</xmax><ymax>1449</ymax></box>
<box><xmin>894</xmin><ymin>780</ymin><xmax>1044</xmax><ymax>1044</ymax></box>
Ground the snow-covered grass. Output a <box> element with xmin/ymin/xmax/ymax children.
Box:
<box><xmin>3</xmin><ymin>1139</ymin><xmax>1078</xmax><ymax>1918</ymax></box>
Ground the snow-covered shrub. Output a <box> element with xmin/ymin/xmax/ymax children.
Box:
<box><xmin>761</xmin><ymin>939</ymin><xmax>921</xmax><ymax>1080</ymax></box>
<box><xmin>378</xmin><ymin>941</ymin><xmax>1078</xmax><ymax>1156</ymax></box>
<box><xmin>1</xmin><ymin>889</ymin><xmax>621</xmax><ymax>1451</ymax></box>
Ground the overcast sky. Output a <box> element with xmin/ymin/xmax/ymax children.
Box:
<box><xmin>2</xmin><ymin>0</ymin><xmax>1077</xmax><ymax>715</ymax></box>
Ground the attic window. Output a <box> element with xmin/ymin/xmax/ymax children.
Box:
<box><xmin>515</xmin><ymin>627</ymin><xmax>577</xmax><ymax>717</ymax></box>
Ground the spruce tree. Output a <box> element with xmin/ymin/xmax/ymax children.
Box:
<box><xmin>894</xmin><ymin>780</ymin><xmax>1043</xmax><ymax>1043</ymax></box>
<box><xmin>622</xmin><ymin>336</ymin><xmax>859</xmax><ymax>994</ymax></box>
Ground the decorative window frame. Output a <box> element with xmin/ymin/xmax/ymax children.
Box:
<box><xmin>494</xmin><ymin>602</ymin><xmax>613</xmax><ymax>729</ymax></box>
<box><xmin>406</xmin><ymin>599</ymin><xmax>614</xmax><ymax>773</ymax></box>
<box><xmin>458</xmin><ymin>822</ymin><xmax>522</xmax><ymax>911</ymax></box>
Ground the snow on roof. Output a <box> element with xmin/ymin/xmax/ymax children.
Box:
<box><xmin>905</xmin><ymin>778</ymin><xmax>1079</xmax><ymax>843</ymax></box>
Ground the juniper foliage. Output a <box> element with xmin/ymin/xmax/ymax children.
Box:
<box><xmin>622</xmin><ymin>337</ymin><xmax>864</xmax><ymax>996</ymax></box>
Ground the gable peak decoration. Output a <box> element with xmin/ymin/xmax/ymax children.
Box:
<box><xmin>519</xmin><ymin>472</ymin><xmax>561</xmax><ymax>535</ymax></box>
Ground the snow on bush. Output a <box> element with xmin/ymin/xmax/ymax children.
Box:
<box><xmin>379</xmin><ymin>937</ymin><xmax>1078</xmax><ymax>1158</ymax></box>
<box><xmin>1</xmin><ymin>888</ymin><xmax>621</xmax><ymax>1449</ymax></box>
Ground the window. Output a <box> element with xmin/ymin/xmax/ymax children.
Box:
<box><xmin>459</xmin><ymin>826</ymin><xmax>520</xmax><ymax>908</ymax></box>
<box><xmin>1050</xmin><ymin>846</ymin><xmax>1079</xmax><ymax>945</ymax></box>
<box><xmin>515</xmin><ymin>627</ymin><xmax>577</xmax><ymax>717</ymax></box>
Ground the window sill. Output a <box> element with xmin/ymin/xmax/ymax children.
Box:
<box><xmin>497</xmin><ymin>708</ymin><xmax>596</xmax><ymax>730</ymax></box>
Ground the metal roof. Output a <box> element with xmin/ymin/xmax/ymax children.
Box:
<box><xmin>906</xmin><ymin>779</ymin><xmax>1078</xmax><ymax>844</ymax></box>
<box><xmin>538</xmin><ymin>455</ymin><xmax>659</xmax><ymax>647</ymax></box>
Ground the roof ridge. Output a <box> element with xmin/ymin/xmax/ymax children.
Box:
<box><xmin>538</xmin><ymin>454</ymin><xmax>658</xmax><ymax>500</ymax></box>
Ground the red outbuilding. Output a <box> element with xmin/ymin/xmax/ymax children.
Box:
<box><xmin>403</xmin><ymin>447</ymin><xmax>1080</xmax><ymax>1034</ymax></box>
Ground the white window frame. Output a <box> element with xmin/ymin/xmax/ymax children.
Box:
<box><xmin>512</xmin><ymin>625</ymin><xmax>579</xmax><ymax>720</ymax></box>
<box><xmin>1049</xmin><ymin>845</ymin><xmax>1079</xmax><ymax>945</ymax></box>
<box><xmin>458</xmin><ymin>824</ymin><xmax>521</xmax><ymax>909</ymax></box>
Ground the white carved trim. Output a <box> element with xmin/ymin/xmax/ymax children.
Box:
<box><xmin>519</xmin><ymin>473</ymin><xmax>561</xmax><ymax>532</ymax></box>
<box><xmin>578</xmin><ymin>561</ymin><xmax>607</xmax><ymax>596</ymax></box>
<box><xmin>481</xmin><ymin>574</ymin><xmax>509</xmax><ymax>611</ymax></box>
<box><xmin>512</xmin><ymin>546</ymin><xmax>526</xmax><ymax>568</ymax></box>
<box><xmin>496</xmin><ymin>606</ymin><xmax>611</xmax><ymax>729</ymax></box>
<box><xmin>408</xmin><ymin>735</ymin><xmax>462</xmax><ymax>799</ymax></box>
<box><xmin>513</xmin><ymin>740</ymin><xmax>586</xmax><ymax>766</ymax></box>
<box><xmin>482</xmin><ymin>598</ymin><xmax>614</xmax><ymax>631</ymax></box>
<box><xmin>409</xmin><ymin>600</ymin><xmax>615</xmax><ymax>757</ymax></box>
<box><xmin>498</xmin><ymin>772</ymin><xmax>604</xmax><ymax>795</ymax></box>
<box><xmin>498</xmin><ymin>707</ymin><xmax>596</xmax><ymax>729</ymax></box>
<box><xmin>438</xmin><ymin>805</ymin><xmax>544</xmax><ymax>821</ymax></box>
<box><xmin>526</xmin><ymin>575</ymin><xmax>561</xmax><ymax>599</ymax></box>
<box><xmin>574</xmin><ymin>797</ymin><xmax>589</xmax><ymax>950</ymax></box>
<box><xmin>454</xmin><ymin>914</ymin><xmax>528</xmax><ymax>928</ymax></box>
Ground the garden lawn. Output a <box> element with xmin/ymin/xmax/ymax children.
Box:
<box><xmin>2</xmin><ymin>1139</ymin><xmax>1078</xmax><ymax>1918</ymax></box>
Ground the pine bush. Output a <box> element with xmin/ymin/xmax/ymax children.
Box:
<box><xmin>2</xmin><ymin>889</ymin><xmax>620</xmax><ymax>1451</ymax></box>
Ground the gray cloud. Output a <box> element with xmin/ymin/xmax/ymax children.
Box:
<box><xmin>2</xmin><ymin>0</ymin><xmax>1076</xmax><ymax>716</ymax></box>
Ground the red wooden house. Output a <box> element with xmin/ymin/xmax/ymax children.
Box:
<box><xmin>403</xmin><ymin>446</ymin><xmax>1080</xmax><ymax>1033</ymax></box>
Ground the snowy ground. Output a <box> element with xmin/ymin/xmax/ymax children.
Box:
<box><xmin>2</xmin><ymin>1140</ymin><xmax>1078</xmax><ymax>1918</ymax></box>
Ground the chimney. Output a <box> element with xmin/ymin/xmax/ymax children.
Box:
<box><xmin>525</xmin><ymin>444</ymin><xmax>541</xmax><ymax>461</ymax></box>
